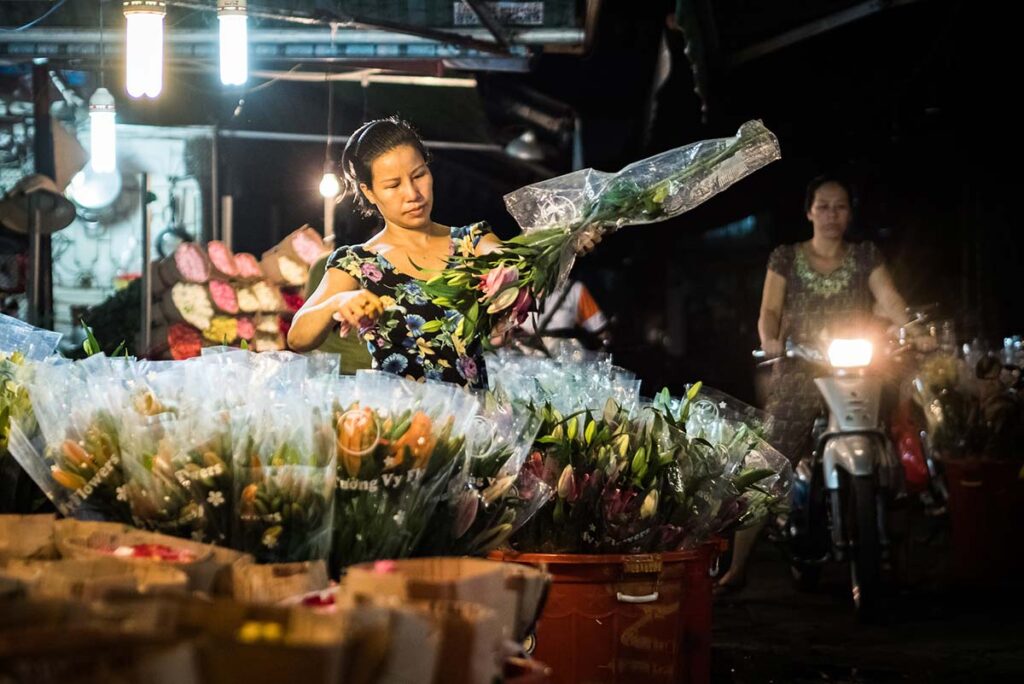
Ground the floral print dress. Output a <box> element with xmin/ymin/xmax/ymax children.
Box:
<box><xmin>326</xmin><ymin>223</ymin><xmax>491</xmax><ymax>389</ymax></box>
<box><xmin>764</xmin><ymin>241</ymin><xmax>883</xmax><ymax>463</ymax></box>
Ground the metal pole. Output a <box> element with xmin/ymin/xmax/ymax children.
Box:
<box><xmin>210</xmin><ymin>128</ymin><xmax>220</xmax><ymax>243</ymax></box>
<box><xmin>31</xmin><ymin>59</ymin><xmax>54</xmax><ymax>329</ymax></box>
<box><xmin>221</xmin><ymin>194</ymin><xmax>234</xmax><ymax>250</ymax></box>
<box><xmin>139</xmin><ymin>174</ymin><xmax>153</xmax><ymax>356</ymax></box>
<box><xmin>26</xmin><ymin>195</ymin><xmax>41</xmax><ymax>326</ymax></box>
<box><xmin>323</xmin><ymin>197</ymin><xmax>334</xmax><ymax>243</ymax></box>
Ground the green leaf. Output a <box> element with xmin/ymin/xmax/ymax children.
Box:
<box><xmin>81</xmin><ymin>319</ymin><xmax>101</xmax><ymax>356</ymax></box>
<box><xmin>732</xmin><ymin>468</ymin><xmax>775</xmax><ymax>491</ymax></box>
<box><xmin>420</xmin><ymin>320</ymin><xmax>444</xmax><ymax>334</ymax></box>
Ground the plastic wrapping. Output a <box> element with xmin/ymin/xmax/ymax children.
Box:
<box><xmin>330</xmin><ymin>371</ymin><xmax>479</xmax><ymax>568</ymax></box>
<box><xmin>486</xmin><ymin>348</ymin><xmax>641</xmax><ymax>417</ymax></box>
<box><xmin>504</xmin><ymin>120</ymin><xmax>781</xmax><ymax>289</ymax></box>
<box><xmin>11</xmin><ymin>356</ymin><xmax>133</xmax><ymax>522</ymax></box>
<box><xmin>418</xmin><ymin>392</ymin><xmax>548</xmax><ymax>555</ymax></box>
<box><xmin>119</xmin><ymin>410</ymin><xmax>234</xmax><ymax>543</ymax></box>
<box><xmin>0</xmin><ymin>314</ymin><xmax>62</xmax><ymax>360</ymax></box>
<box><xmin>1</xmin><ymin>316</ymin><xmax>61</xmax><ymax>461</ymax></box>
<box><xmin>511</xmin><ymin>379</ymin><xmax>793</xmax><ymax>554</ymax></box>
<box><xmin>231</xmin><ymin>398</ymin><xmax>336</xmax><ymax>563</ymax></box>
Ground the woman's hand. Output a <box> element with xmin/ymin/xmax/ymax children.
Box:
<box><xmin>330</xmin><ymin>290</ymin><xmax>384</xmax><ymax>328</ymax></box>
<box><xmin>576</xmin><ymin>230</ymin><xmax>603</xmax><ymax>256</ymax></box>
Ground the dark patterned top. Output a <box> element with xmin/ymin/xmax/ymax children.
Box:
<box><xmin>326</xmin><ymin>223</ymin><xmax>491</xmax><ymax>389</ymax></box>
<box><xmin>764</xmin><ymin>240</ymin><xmax>885</xmax><ymax>462</ymax></box>
<box><xmin>767</xmin><ymin>241</ymin><xmax>883</xmax><ymax>345</ymax></box>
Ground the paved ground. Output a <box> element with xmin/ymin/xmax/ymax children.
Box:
<box><xmin>711</xmin><ymin>515</ymin><xmax>1024</xmax><ymax>683</ymax></box>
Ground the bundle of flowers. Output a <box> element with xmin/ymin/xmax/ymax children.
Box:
<box><xmin>372</xmin><ymin>122</ymin><xmax>779</xmax><ymax>349</ymax></box>
<box><xmin>328</xmin><ymin>371</ymin><xmax>478</xmax><ymax>569</ymax></box>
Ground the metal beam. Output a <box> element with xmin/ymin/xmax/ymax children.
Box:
<box><xmin>729</xmin><ymin>0</ymin><xmax>925</xmax><ymax>68</ymax></box>
<box><xmin>216</xmin><ymin>128</ymin><xmax>505</xmax><ymax>153</ymax></box>
<box><xmin>0</xmin><ymin>27</ymin><xmax>583</xmax><ymax>69</ymax></box>
<box><xmin>168</xmin><ymin>0</ymin><xmax>509</xmax><ymax>55</ymax></box>
<box><xmin>461</xmin><ymin>0</ymin><xmax>514</xmax><ymax>49</ymax></box>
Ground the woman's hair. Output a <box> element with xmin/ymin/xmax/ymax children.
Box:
<box><xmin>340</xmin><ymin>116</ymin><xmax>431</xmax><ymax>216</ymax></box>
<box><xmin>804</xmin><ymin>174</ymin><xmax>856</xmax><ymax>213</ymax></box>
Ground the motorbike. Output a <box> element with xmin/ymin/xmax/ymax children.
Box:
<box><xmin>755</xmin><ymin>335</ymin><xmax>908</xmax><ymax>619</ymax></box>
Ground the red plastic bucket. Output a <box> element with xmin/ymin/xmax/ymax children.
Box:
<box><xmin>945</xmin><ymin>459</ymin><xmax>1024</xmax><ymax>584</ymax></box>
<box><xmin>492</xmin><ymin>545</ymin><xmax>718</xmax><ymax>684</ymax></box>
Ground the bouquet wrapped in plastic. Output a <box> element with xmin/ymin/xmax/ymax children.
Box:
<box><xmin>0</xmin><ymin>315</ymin><xmax>62</xmax><ymax>511</ymax></box>
<box><xmin>413</xmin><ymin>121</ymin><xmax>780</xmax><ymax>346</ymax></box>
<box><xmin>8</xmin><ymin>355</ymin><xmax>133</xmax><ymax>522</ymax></box>
<box><xmin>653</xmin><ymin>387</ymin><xmax>792</xmax><ymax>548</ymax></box>
<box><xmin>511</xmin><ymin>397</ymin><xmax>668</xmax><ymax>553</ymax></box>
<box><xmin>330</xmin><ymin>371</ymin><xmax>478</xmax><ymax>568</ymax></box>
<box><xmin>486</xmin><ymin>348</ymin><xmax>642</xmax><ymax>417</ymax></box>
<box><xmin>1</xmin><ymin>315</ymin><xmax>61</xmax><ymax>456</ymax></box>
<box><xmin>119</xmin><ymin>409</ymin><xmax>234</xmax><ymax>543</ymax></box>
<box><xmin>417</xmin><ymin>391</ymin><xmax>549</xmax><ymax>555</ymax></box>
<box><xmin>511</xmin><ymin>372</ymin><xmax>793</xmax><ymax>554</ymax></box>
<box><xmin>232</xmin><ymin>398</ymin><xmax>337</xmax><ymax>563</ymax></box>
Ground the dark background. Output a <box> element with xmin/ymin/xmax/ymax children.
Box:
<box><xmin>47</xmin><ymin>0</ymin><xmax>1023</xmax><ymax>403</ymax></box>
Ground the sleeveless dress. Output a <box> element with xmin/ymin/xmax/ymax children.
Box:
<box><xmin>326</xmin><ymin>223</ymin><xmax>491</xmax><ymax>389</ymax></box>
<box><xmin>764</xmin><ymin>241</ymin><xmax>884</xmax><ymax>463</ymax></box>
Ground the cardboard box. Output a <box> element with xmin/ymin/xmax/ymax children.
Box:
<box><xmin>230</xmin><ymin>559</ymin><xmax>330</xmax><ymax>605</ymax></box>
<box><xmin>344</xmin><ymin>556</ymin><xmax>550</xmax><ymax>643</ymax></box>
<box><xmin>53</xmin><ymin>519</ymin><xmax>248</xmax><ymax>594</ymax></box>
<box><xmin>0</xmin><ymin>513</ymin><xmax>58</xmax><ymax>561</ymax></box>
<box><xmin>0</xmin><ymin>557</ymin><xmax>189</xmax><ymax>601</ymax></box>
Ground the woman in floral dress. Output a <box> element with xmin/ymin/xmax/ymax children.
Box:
<box><xmin>288</xmin><ymin>117</ymin><xmax>500</xmax><ymax>388</ymax></box>
<box><xmin>716</xmin><ymin>175</ymin><xmax>911</xmax><ymax>592</ymax></box>
<box><xmin>289</xmin><ymin>118</ymin><xmax>599</xmax><ymax>387</ymax></box>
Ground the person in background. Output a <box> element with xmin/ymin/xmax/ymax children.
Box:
<box><xmin>715</xmin><ymin>174</ymin><xmax>911</xmax><ymax>594</ymax></box>
<box><xmin>515</xmin><ymin>279</ymin><xmax>611</xmax><ymax>356</ymax></box>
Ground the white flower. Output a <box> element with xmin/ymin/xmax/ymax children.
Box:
<box><xmin>383</xmin><ymin>456</ymin><xmax>398</xmax><ymax>469</ymax></box>
<box><xmin>207</xmin><ymin>490</ymin><xmax>225</xmax><ymax>508</ymax></box>
<box><xmin>719</xmin><ymin>401</ymin><xmax>728</xmax><ymax>409</ymax></box>
<box><xmin>116</xmin><ymin>486</ymin><xmax>128</xmax><ymax>502</ymax></box>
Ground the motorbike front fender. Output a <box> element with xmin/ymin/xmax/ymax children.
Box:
<box><xmin>821</xmin><ymin>433</ymin><xmax>896</xmax><ymax>490</ymax></box>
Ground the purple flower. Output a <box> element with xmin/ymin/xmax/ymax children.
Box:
<box><xmin>453</xmin><ymin>490</ymin><xmax>479</xmax><ymax>539</ymax></box>
<box><xmin>456</xmin><ymin>355</ymin><xmax>478</xmax><ymax>382</ymax></box>
<box><xmin>510</xmin><ymin>288</ymin><xmax>533</xmax><ymax>324</ymax></box>
<box><xmin>360</xmin><ymin>262</ymin><xmax>384</xmax><ymax>283</ymax></box>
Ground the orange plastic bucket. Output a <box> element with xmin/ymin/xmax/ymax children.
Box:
<box><xmin>945</xmin><ymin>459</ymin><xmax>1024</xmax><ymax>584</ymax></box>
<box><xmin>492</xmin><ymin>544</ymin><xmax>718</xmax><ymax>684</ymax></box>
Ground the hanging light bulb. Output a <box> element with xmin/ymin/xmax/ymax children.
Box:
<box><xmin>218</xmin><ymin>0</ymin><xmax>248</xmax><ymax>86</ymax></box>
<box><xmin>88</xmin><ymin>87</ymin><xmax>117</xmax><ymax>174</ymax></box>
<box><xmin>319</xmin><ymin>162</ymin><xmax>341</xmax><ymax>198</ymax></box>
<box><xmin>123</xmin><ymin>1</ymin><xmax>166</xmax><ymax>99</ymax></box>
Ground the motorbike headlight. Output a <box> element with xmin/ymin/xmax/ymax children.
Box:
<box><xmin>827</xmin><ymin>338</ymin><xmax>874</xmax><ymax>369</ymax></box>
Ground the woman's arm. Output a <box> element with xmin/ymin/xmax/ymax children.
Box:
<box><xmin>758</xmin><ymin>270</ymin><xmax>786</xmax><ymax>356</ymax></box>
<box><xmin>868</xmin><ymin>264</ymin><xmax>910</xmax><ymax>328</ymax></box>
<box><xmin>288</xmin><ymin>268</ymin><xmax>379</xmax><ymax>352</ymax></box>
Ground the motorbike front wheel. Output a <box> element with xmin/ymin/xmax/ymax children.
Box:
<box><xmin>848</xmin><ymin>474</ymin><xmax>883</xmax><ymax>621</ymax></box>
